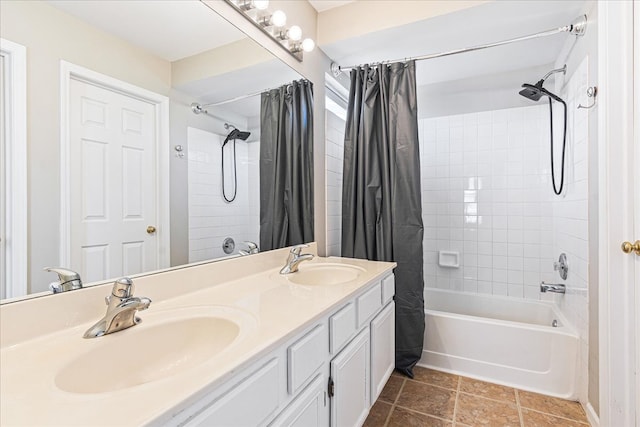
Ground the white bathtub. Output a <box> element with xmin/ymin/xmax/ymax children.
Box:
<box><xmin>419</xmin><ymin>288</ymin><xmax>578</xmax><ymax>399</ymax></box>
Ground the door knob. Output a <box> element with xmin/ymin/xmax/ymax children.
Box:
<box><xmin>621</xmin><ymin>240</ymin><xmax>640</xmax><ymax>255</ymax></box>
<box><xmin>146</xmin><ymin>226</ymin><xmax>157</xmax><ymax>234</ymax></box>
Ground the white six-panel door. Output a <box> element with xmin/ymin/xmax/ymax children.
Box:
<box><xmin>69</xmin><ymin>78</ymin><xmax>158</xmax><ymax>282</ymax></box>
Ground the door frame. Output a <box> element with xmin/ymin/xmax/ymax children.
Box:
<box><xmin>634</xmin><ymin>2</ymin><xmax>640</xmax><ymax>425</ymax></box>
<box><xmin>59</xmin><ymin>61</ymin><xmax>170</xmax><ymax>272</ymax></box>
<box><xmin>597</xmin><ymin>1</ymin><xmax>636</xmax><ymax>426</ymax></box>
<box><xmin>0</xmin><ymin>38</ymin><xmax>27</xmax><ymax>298</ymax></box>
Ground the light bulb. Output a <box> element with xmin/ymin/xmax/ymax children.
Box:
<box><xmin>271</xmin><ymin>10</ymin><xmax>287</xmax><ymax>27</ymax></box>
<box><xmin>302</xmin><ymin>38</ymin><xmax>315</xmax><ymax>52</ymax></box>
<box><xmin>288</xmin><ymin>25</ymin><xmax>302</xmax><ymax>41</ymax></box>
<box><xmin>253</xmin><ymin>0</ymin><xmax>269</xmax><ymax>10</ymax></box>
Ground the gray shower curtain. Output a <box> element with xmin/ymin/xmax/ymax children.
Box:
<box><xmin>341</xmin><ymin>61</ymin><xmax>424</xmax><ymax>377</ymax></box>
<box><xmin>259</xmin><ymin>80</ymin><xmax>314</xmax><ymax>251</ymax></box>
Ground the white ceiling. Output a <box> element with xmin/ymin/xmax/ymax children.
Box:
<box><xmin>48</xmin><ymin>0</ymin><xmax>247</xmax><ymax>62</ymax></box>
<box><xmin>308</xmin><ymin>0</ymin><xmax>356</xmax><ymax>13</ymax></box>
<box><xmin>322</xmin><ymin>1</ymin><xmax>587</xmax><ymax>89</ymax></box>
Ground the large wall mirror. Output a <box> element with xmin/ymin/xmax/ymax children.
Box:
<box><xmin>0</xmin><ymin>0</ymin><xmax>313</xmax><ymax>300</ymax></box>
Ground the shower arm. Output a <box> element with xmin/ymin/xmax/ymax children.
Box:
<box><xmin>541</xmin><ymin>65</ymin><xmax>567</xmax><ymax>82</ymax></box>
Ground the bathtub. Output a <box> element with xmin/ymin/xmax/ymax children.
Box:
<box><xmin>419</xmin><ymin>288</ymin><xmax>578</xmax><ymax>399</ymax></box>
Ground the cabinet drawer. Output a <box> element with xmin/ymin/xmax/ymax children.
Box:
<box><xmin>357</xmin><ymin>282</ymin><xmax>382</xmax><ymax>327</ymax></box>
<box><xmin>288</xmin><ymin>324</ymin><xmax>327</xmax><ymax>395</ymax></box>
<box><xmin>381</xmin><ymin>275</ymin><xmax>395</xmax><ymax>304</ymax></box>
<box><xmin>185</xmin><ymin>358</ymin><xmax>279</xmax><ymax>426</ymax></box>
<box><xmin>329</xmin><ymin>303</ymin><xmax>356</xmax><ymax>354</ymax></box>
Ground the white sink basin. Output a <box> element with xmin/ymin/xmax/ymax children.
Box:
<box><xmin>55</xmin><ymin>307</ymin><xmax>254</xmax><ymax>394</ymax></box>
<box><xmin>287</xmin><ymin>263</ymin><xmax>365</xmax><ymax>286</ymax></box>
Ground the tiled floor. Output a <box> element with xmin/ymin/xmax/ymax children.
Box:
<box><xmin>364</xmin><ymin>367</ymin><xmax>589</xmax><ymax>427</ymax></box>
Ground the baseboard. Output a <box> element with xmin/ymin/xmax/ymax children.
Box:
<box><xmin>585</xmin><ymin>402</ymin><xmax>599</xmax><ymax>427</ymax></box>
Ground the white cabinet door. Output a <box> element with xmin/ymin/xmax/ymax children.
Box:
<box><xmin>270</xmin><ymin>375</ymin><xmax>328</xmax><ymax>427</ymax></box>
<box><xmin>330</xmin><ymin>328</ymin><xmax>370</xmax><ymax>427</ymax></box>
<box><xmin>370</xmin><ymin>302</ymin><xmax>395</xmax><ymax>403</ymax></box>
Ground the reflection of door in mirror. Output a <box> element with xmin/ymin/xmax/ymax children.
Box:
<box><xmin>61</xmin><ymin>64</ymin><xmax>170</xmax><ymax>284</ymax></box>
<box><xmin>68</xmin><ymin>78</ymin><xmax>158</xmax><ymax>283</ymax></box>
<box><xmin>0</xmin><ymin>38</ymin><xmax>27</xmax><ymax>299</ymax></box>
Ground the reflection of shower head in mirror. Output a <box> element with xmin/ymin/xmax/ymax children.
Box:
<box><xmin>222</xmin><ymin>129</ymin><xmax>251</xmax><ymax>146</ymax></box>
<box><xmin>221</xmin><ymin>126</ymin><xmax>251</xmax><ymax>148</ymax></box>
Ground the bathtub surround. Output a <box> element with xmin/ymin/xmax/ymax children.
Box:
<box><xmin>259</xmin><ymin>80</ymin><xmax>315</xmax><ymax>251</ymax></box>
<box><xmin>552</xmin><ymin>54</ymin><xmax>591</xmax><ymax>411</ymax></box>
<box><xmin>420</xmin><ymin>104</ymin><xmax>556</xmax><ymax>299</ymax></box>
<box><xmin>187</xmin><ymin>127</ymin><xmax>259</xmax><ymax>262</ymax></box>
<box><xmin>342</xmin><ymin>61</ymin><xmax>424</xmax><ymax>377</ymax></box>
<box><xmin>420</xmin><ymin>58</ymin><xmax>591</xmax><ymax>407</ymax></box>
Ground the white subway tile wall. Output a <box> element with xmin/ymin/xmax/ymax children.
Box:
<box><xmin>187</xmin><ymin>127</ymin><xmax>260</xmax><ymax>262</ymax></box>
<box><xmin>420</xmin><ymin>104</ymin><xmax>556</xmax><ymax>298</ymax></box>
<box><xmin>326</xmin><ymin>111</ymin><xmax>345</xmax><ymax>256</ymax></box>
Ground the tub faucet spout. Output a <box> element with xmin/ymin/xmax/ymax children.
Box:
<box><xmin>540</xmin><ymin>281</ymin><xmax>566</xmax><ymax>294</ymax></box>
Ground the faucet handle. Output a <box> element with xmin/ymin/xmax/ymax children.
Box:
<box><xmin>290</xmin><ymin>244</ymin><xmax>310</xmax><ymax>256</ymax></box>
<box><xmin>44</xmin><ymin>267</ymin><xmax>83</xmax><ymax>293</ymax></box>
<box><xmin>111</xmin><ymin>277</ymin><xmax>134</xmax><ymax>298</ymax></box>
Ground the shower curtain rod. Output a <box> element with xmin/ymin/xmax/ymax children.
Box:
<box><xmin>191</xmin><ymin>79</ymin><xmax>305</xmax><ymax>115</ymax></box>
<box><xmin>331</xmin><ymin>15</ymin><xmax>587</xmax><ymax>76</ymax></box>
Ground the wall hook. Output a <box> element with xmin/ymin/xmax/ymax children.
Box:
<box><xmin>577</xmin><ymin>86</ymin><xmax>597</xmax><ymax>109</ymax></box>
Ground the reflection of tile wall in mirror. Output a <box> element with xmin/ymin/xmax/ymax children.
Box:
<box><xmin>0</xmin><ymin>0</ymin><xmax>307</xmax><ymax>299</ymax></box>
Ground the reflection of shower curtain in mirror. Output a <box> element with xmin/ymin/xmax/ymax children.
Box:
<box><xmin>259</xmin><ymin>80</ymin><xmax>314</xmax><ymax>251</ymax></box>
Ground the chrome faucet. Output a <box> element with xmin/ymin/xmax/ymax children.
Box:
<box><xmin>83</xmin><ymin>277</ymin><xmax>151</xmax><ymax>339</ymax></box>
<box><xmin>540</xmin><ymin>281</ymin><xmax>566</xmax><ymax>294</ymax></box>
<box><xmin>239</xmin><ymin>241</ymin><xmax>260</xmax><ymax>256</ymax></box>
<box><xmin>280</xmin><ymin>244</ymin><xmax>314</xmax><ymax>274</ymax></box>
<box><xmin>44</xmin><ymin>267</ymin><xmax>83</xmax><ymax>293</ymax></box>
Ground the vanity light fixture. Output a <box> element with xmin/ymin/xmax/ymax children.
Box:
<box><xmin>226</xmin><ymin>0</ymin><xmax>315</xmax><ymax>62</ymax></box>
<box><xmin>257</xmin><ymin>9</ymin><xmax>286</xmax><ymax>28</ymax></box>
<box><xmin>237</xmin><ymin>0</ymin><xmax>269</xmax><ymax>11</ymax></box>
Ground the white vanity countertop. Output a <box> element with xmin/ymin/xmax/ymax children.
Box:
<box><xmin>0</xmin><ymin>246</ymin><xmax>395</xmax><ymax>426</ymax></box>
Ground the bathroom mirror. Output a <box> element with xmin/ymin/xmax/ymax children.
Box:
<box><xmin>0</xmin><ymin>0</ymin><xmax>309</xmax><ymax>299</ymax></box>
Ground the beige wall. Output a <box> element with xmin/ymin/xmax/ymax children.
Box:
<box><xmin>317</xmin><ymin>0</ymin><xmax>488</xmax><ymax>46</ymax></box>
<box><xmin>172</xmin><ymin>38</ymin><xmax>273</xmax><ymax>88</ymax></box>
<box><xmin>0</xmin><ymin>1</ymin><xmax>172</xmax><ymax>293</ymax></box>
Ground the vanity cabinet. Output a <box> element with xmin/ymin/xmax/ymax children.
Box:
<box><xmin>168</xmin><ymin>273</ymin><xmax>395</xmax><ymax>427</ymax></box>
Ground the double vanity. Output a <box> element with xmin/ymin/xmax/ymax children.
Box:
<box><xmin>0</xmin><ymin>244</ymin><xmax>396</xmax><ymax>426</ymax></box>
